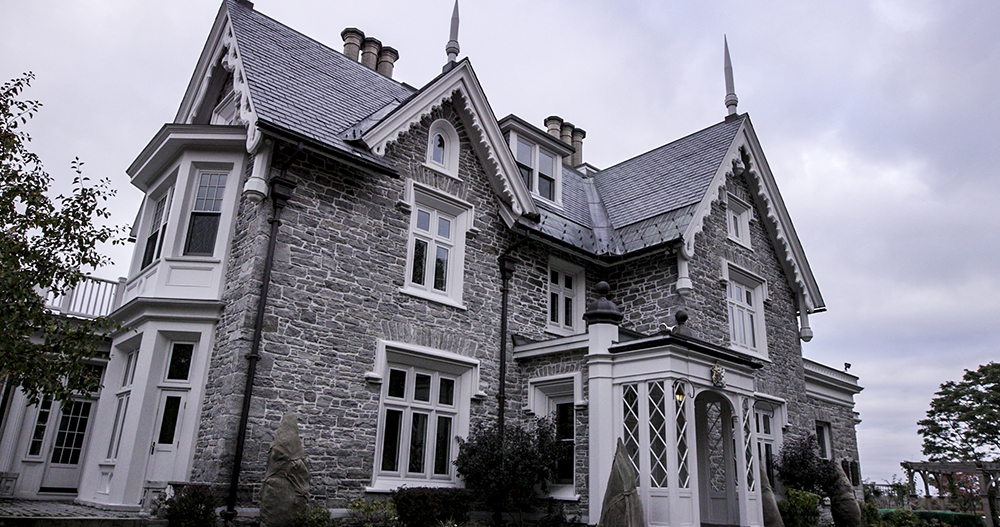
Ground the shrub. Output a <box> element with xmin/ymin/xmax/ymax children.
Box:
<box><xmin>912</xmin><ymin>510</ymin><xmax>986</xmax><ymax>527</ymax></box>
<box><xmin>778</xmin><ymin>488</ymin><xmax>821</xmax><ymax>527</ymax></box>
<box><xmin>775</xmin><ymin>434</ymin><xmax>838</xmax><ymax>495</ymax></box>
<box><xmin>861</xmin><ymin>501</ymin><xmax>884</xmax><ymax>527</ymax></box>
<box><xmin>883</xmin><ymin>508</ymin><xmax>927</xmax><ymax>527</ymax></box>
<box><xmin>291</xmin><ymin>503</ymin><xmax>334</xmax><ymax>527</ymax></box>
<box><xmin>536</xmin><ymin>501</ymin><xmax>584</xmax><ymax>527</ymax></box>
<box><xmin>161</xmin><ymin>484</ymin><xmax>219</xmax><ymax>527</ymax></box>
<box><xmin>391</xmin><ymin>487</ymin><xmax>472</xmax><ymax>527</ymax></box>
<box><xmin>454</xmin><ymin>417</ymin><xmax>563</xmax><ymax>517</ymax></box>
<box><xmin>335</xmin><ymin>499</ymin><xmax>402</xmax><ymax>527</ymax></box>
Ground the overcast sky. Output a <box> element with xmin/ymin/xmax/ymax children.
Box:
<box><xmin>3</xmin><ymin>0</ymin><xmax>997</xmax><ymax>483</ymax></box>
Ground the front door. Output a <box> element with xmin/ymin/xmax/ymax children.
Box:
<box><xmin>621</xmin><ymin>381</ymin><xmax>673</xmax><ymax>526</ymax></box>
<box><xmin>695</xmin><ymin>392</ymin><xmax>738</xmax><ymax>527</ymax></box>
<box><xmin>39</xmin><ymin>400</ymin><xmax>95</xmax><ymax>493</ymax></box>
<box><xmin>146</xmin><ymin>391</ymin><xmax>187</xmax><ymax>482</ymax></box>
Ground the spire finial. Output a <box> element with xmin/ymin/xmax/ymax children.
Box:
<box><xmin>724</xmin><ymin>35</ymin><xmax>739</xmax><ymax>116</ymax></box>
<box><xmin>445</xmin><ymin>0</ymin><xmax>460</xmax><ymax>67</ymax></box>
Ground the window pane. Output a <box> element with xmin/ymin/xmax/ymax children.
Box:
<box><xmin>408</xmin><ymin>413</ymin><xmax>428</xmax><ymax>473</ymax></box>
<box><xmin>749</xmin><ymin>313</ymin><xmax>756</xmax><ymax>347</ymax></box>
<box><xmin>157</xmin><ymin>396</ymin><xmax>182</xmax><ymax>445</ymax></box>
<box><xmin>29</xmin><ymin>399</ymin><xmax>53</xmax><ymax>457</ymax></box>
<box><xmin>434</xmin><ymin>416</ymin><xmax>453</xmax><ymax>475</ymax></box>
<box><xmin>194</xmin><ymin>173</ymin><xmax>227</xmax><ymax>212</ymax></box>
<box><xmin>107</xmin><ymin>396</ymin><xmax>126</xmax><ymax>459</ymax></box>
<box><xmin>439</xmin><ymin>378</ymin><xmax>455</xmax><ymax>406</ymax></box>
<box><xmin>539</xmin><ymin>151</ymin><xmax>554</xmax><ymax>177</ymax></box>
<box><xmin>550</xmin><ymin>292</ymin><xmax>559</xmax><ymax>323</ymax></box>
<box><xmin>112</xmin><ymin>394</ymin><xmax>129</xmax><ymax>459</ymax></box>
<box><xmin>538</xmin><ymin>175</ymin><xmax>554</xmax><ymax>201</ymax></box>
<box><xmin>416</xmin><ymin>210</ymin><xmax>431</xmax><ymax>232</ymax></box>
<box><xmin>564</xmin><ymin>297</ymin><xmax>573</xmax><ymax>327</ymax></box>
<box><xmin>388</xmin><ymin>369</ymin><xmax>407</xmax><ymax>398</ymax></box>
<box><xmin>166</xmin><ymin>343</ymin><xmax>194</xmax><ymax>381</ymax></box>
<box><xmin>519</xmin><ymin>164</ymin><xmax>532</xmax><ymax>189</ymax></box>
<box><xmin>516</xmin><ymin>140</ymin><xmax>533</xmax><ymax>166</ymax></box>
<box><xmin>550</xmin><ymin>270</ymin><xmax>559</xmax><ymax>283</ymax></box>
<box><xmin>432</xmin><ymin>134</ymin><xmax>446</xmax><ymax>165</ymax></box>
<box><xmin>414</xmin><ymin>374</ymin><xmax>431</xmax><ymax>402</ymax></box>
<box><xmin>564</xmin><ymin>275</ymin><xmax>573</xmax><ymax>289</ymax></box>
<box><xmin>411</xmin><ymin>239</ymin><xmax>427</xmax><ymax>285</ymax></box>
<box><xmin>184</xmin><ymin>212</ymin><xmax>220</xmax><ymax>255</ymax></box>
<box><xmin>438</xmin><ymin>217</ymin><xmax>451</xmax><ymax>239</ymax></box>
<box><xmin>433</xmin><ymin>247</ymin><xmax>449</xmax><ymax>291</ymax></box>
<box><xmin>381</xmin><ymin>409</ymin><xmax>403</xmax><ymax>471</ymax></box>
<box><xmin>746</xmin><ymin>290</ymin><xmax>753</xmax><ymax>305</ymax></box>
<box><xmin>142</xmin><ymin>231</ymin><xmax>159</xmax><ymax>268</ymax></box>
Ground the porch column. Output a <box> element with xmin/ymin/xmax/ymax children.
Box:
<box><xmin>583</xmin><ymin>282</ymin><xmax>623</xmax><ymax>524</ymax></box>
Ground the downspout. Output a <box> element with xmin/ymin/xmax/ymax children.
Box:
<box><xmin>221</xmin><ymin>144</ymin><xmax>301</xmax><ymax>525</ymax></box>
<box><xmin>494</xmin><ymin>234</ymin><xmax>527</xmax><ymax>527</ymax></box>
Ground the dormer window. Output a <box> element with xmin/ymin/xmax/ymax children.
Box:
<box><xmin>511</xmin><ymin>136</ymin><xmax>560</xmax><ymax>204</ymax></box>
<box><xmin>425</xmin><ymin>119</ymin><xmax>460</xmax><ymax>177</ymax></box>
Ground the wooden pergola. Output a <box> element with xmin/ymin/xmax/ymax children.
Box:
<box><xmin>901</xmin><ymin>461</ymin><xmax>1000</xmax><ymax>527</ymax></box>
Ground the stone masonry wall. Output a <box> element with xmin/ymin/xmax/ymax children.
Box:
<box><xmin>191</xmin><ymin>96</ymin><xmax>606</xmax><ymax>508</ymax></box>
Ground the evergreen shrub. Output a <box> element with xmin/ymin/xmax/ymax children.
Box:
<box><xmin>161</xmin><ymin>484</ymin><xmax>219</xmax><ymax>527</ymax></box>
<box><xmin>391</xmin><ymin>487</ymin><xmax>473</xmax><ymax>527</ymax></box>
<box><xmin>778</xmin><ymin>488</ymin><xmax>821</xmax><ymax>527</ymax></box>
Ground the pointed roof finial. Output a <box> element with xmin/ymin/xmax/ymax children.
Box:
<box><xmin>445</xmin><ymin>1</ymin><xmax>460</xmax><ymax>68</ymax></box>
<box><xmin>724</xmin><ymin>35</ymin><xmax>739</xmax><ymax>116</ymax></box>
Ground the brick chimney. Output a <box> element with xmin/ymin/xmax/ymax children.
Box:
<box><xmin>377</xmin><ymin>47</ymin><xmax>399</xmax><ymax>78</ymax></box>
<box><xmin>341</xmin><ymin>28</ymin><xmax>365</xmax><ymax>61</ymax></box>
<box><xmin>545</xmin><ymin>116</ymin><xmax>563</xmax><ymax>139</ymax></box>
<box><xmin>571</xmin><ymin>128</ymin><xmax>586</xmax><ymax>167</ymax></box>
<box><xmin>361</xmin><ymin>37</ymin><xmax>382</xmax><ymax>69</ymax></box>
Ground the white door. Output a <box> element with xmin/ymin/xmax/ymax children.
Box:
<box><xmin>146</xmin><ymin>391</ymin><xmax>187</xmax><ymax>482</ymax></box>
<box><xmin>696</xmin><ymin>392</ymin><xmax>739</xmax><ymax>527</ymax></box>
<box><xmin>39</xmin><ymin>400</ymin><xmax>95</xmax><ymax>493</ymax></box>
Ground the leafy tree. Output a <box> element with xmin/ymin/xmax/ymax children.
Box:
<box><xmin>918</xmin><ymin>362</ymin><xmax>1000</xmax><ymax>462</ymax></box>
<box><xmin>774</xmin><ymin>433</ymin><xmax>837</xmax><ymax>496</ymax></box>
<box><xmin>0</xmin><ymin>73</ymin><xmax>124</xmax><ymax>404</ymax></box>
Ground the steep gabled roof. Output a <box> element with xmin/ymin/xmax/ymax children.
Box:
<box><xmin>594</xmin><ymin>116</ymin><xmax>746</xmax><ymax>229</ymax></box>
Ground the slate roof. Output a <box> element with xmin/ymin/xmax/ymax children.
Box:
<box><xmin>525</xmin><ymin>116</ymin><xmax>745</xmax><ymax>256</ymax></box>
<box><xmin>226</xmin><ymin>0</ymin><xmax>415</xmax><ymax>169</ymax></box>
<box><xmin>594</xmin><ymin>116</ymin><xmax>745</xmax><ymax>229</ymax></box>
<box><xmin>223</xmin><ymin>1</ymin><xmax>744</xmax><ymax>258</ymax></box>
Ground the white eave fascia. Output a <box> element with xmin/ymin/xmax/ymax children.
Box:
<box><xmin>127</xmin><ymin>124</ymin><xmax>247</xmax><ymax>191</ymax></box>
<box><xmin>681</xmin><ymin>118</ymin><xmax>825</xmax><ymax>313</ymax></box>
<box><xmin>360</xmin><ymin>59</ymin><xmax>537</xmax><ymax>219</ymax></box>
<box><xmin>175</xmin><ymin>3</ymin><xmax>230</xmax><ymax>125</ymax></box>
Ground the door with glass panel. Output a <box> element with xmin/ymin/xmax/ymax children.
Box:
<box><xmin>146</xmin><ymin>390</ymin><xmax>187</xmax><ymax>482</ymax></box>
<box><xmin>39</xmin><ymin>399</ymin><xmax>96</xmax><ymax>493</ymax></box>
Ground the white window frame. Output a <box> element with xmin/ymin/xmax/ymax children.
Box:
<box><xmin>722</xmin><ymin>262</ymin><xmax>769</xmax><ymax>359</ymax></box>
<box><xmin>163</xmin><ymin>342</ymin><xmax>196</xmax><ymax>384</ymax></box>
<box><xmin>754</xmin><ymin>401</ymin><xmax>781</xmax><ymax>489</ymax></box>
<box><xmin>815</xmin><ymin>421</ymin><xmax>832</xmax><ymax>460</ymax></box>
<box><xmin>401</xmin><ymin>180</ymin><xmax>473</xmax><ymax>309</ymax></box>
<box><xmin>524</xmin><ymin>372</ymin><xmax>585</xmax><ymax>500</ymax></box>
<box><xmin>508</xmin><ymin>131</ymin><xmax>562</xmax><ymax>206</ymax></box>
<box><xmin>546</xmin><ymin>258</ymin><xmax>585</xmax><ymax>336</ymax></box>
<box><xmin>727</xmin><ymin>193</ymin><xmax>752</xmax><ymax>248</ymax></box>
<box><xmin>367</xmin><ymin>340</ymin><xmax>481</xmax><ymax>492</ymax></box>
<box><xmin>425</xmin><ymin>119</ymin><xmax>460</xmax><ymax>178</ymax></box>
<box><xmin>183</xmin><ymin>170</ymin><xmax>230</xmax><ymax>257</ymax></box>
<box><xmin>140</xmin><ymin>188</ymin><xmax>173</xmax><ymax>270</ymax></box>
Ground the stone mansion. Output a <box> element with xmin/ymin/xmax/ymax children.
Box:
<box><xmin>0</xmin><ymin>1</ymin><xmax>863</xmax><ymax>525</ymax></box>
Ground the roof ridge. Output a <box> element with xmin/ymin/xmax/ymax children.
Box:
<box><xmin>225</xmin><ymin>0</ymin><xmax>410</xmax><ymax>91</ymax></box>
<box><xmin>592</xmin><ymin>114</ymin><xmax>747</xmax><ymax>177</ymax></box>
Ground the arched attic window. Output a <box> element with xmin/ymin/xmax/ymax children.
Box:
<box><xmin>426</xmin><ymin>119</ymin><xmax>460</xmax><ymax>178</ymax></box>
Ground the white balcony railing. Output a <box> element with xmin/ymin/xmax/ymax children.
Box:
<box><xmin>45</xmin><ymin>275</ymin><xmax>124</xmax><ymax>319</ymax></box>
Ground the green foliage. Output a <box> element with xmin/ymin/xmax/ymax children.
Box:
<box><xmin>775</xmin><ymin>433</ymin><xmax>838</xmax><ymax>495</ymax></box>
<box><xmin>391</xmin><ymin>487</ymin><xmax>472</xmax><ymax>527</ymax></box>
<box><xmin>882</xmin><ymin>508</ymin><xmax>927</xmax><ymax>527</ymax></box>
<box><xmin>536</xmin><ymin>501</ymin><xmax>584</xmax><ymax>527</ymax></box>
<box><xmin>777</xmin><ymin>488</ymin><xmax>821</xmax><ymax>527</ymax></box>
<box><xmin>861</xmin><ymin>501</ymin><xmax>884</xmax><ymax>527</ymax></box>
<box><xmin>918</xmin><ymin>363</ymin><xmax>1000</xmax><ymax>462</ymax></box>
<box><xmin>161</xmin><ymin>484</ymin><xmax>219</xmax><ymax>527</ymax></box>
<box><xmin>335</xmin><ymin>499</ymin><xmax>402</xmax><ymax>527</ymax></box>
<box><xmin>454</xmin><ymin>417</ymin><xmax>564</xmax><ymax>516</ymax></box>
<box><xmin>291</xmin><ymin>503</ymin><xmax>334</xmax><ymax>527</ymax></box>
<box><xmin>0</xmin><ymin>73</ymin><xmax>125</xmax><ymax>405</ymax></box>
<box><xmin>912</xmin><ymin>510</ymin><xmax>986</xmax><ymax>527</ymax></box>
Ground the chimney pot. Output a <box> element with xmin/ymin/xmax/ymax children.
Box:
<box><xmin>544</xmin><ymin>116</ymin><xmax>563</xmax><ymax>138</ymax></box>
<box><xmin>360</xmin><ymin>37</ymin><xmax>382</xmax><ymax>69</ymax></box>
<box><xmin>377</xmin><ymin>46</ymin><xmax>399</xmax><ymax>78</ymax></box>
<box><xmin>341</xmin><ymin>28</ymin><xmax>365</xmax><ymax>62</ymax></box>
<box><xmin>560</xmin><ymin>122</ymin><xmax>574</xmax><ymax>147</ymax></box>
<box><xmin>571</xmin><ymin>128</ymin><xmax>586</xmax><ymax>167</ymax></box>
